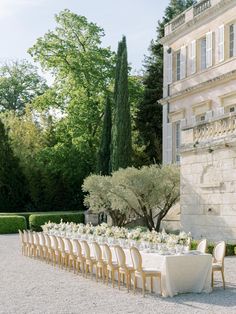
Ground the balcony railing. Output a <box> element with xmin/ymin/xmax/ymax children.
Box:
<box><xmin>171</xmin><ymin>13</ymin><xmax>186</xmax><ymax>31</ymax></box>
<box><xmin>193</xmin><ymin>114</ymin><xmax>236</xmax><ymax>142</ymax></box>
<box><xmin>193</xmin><ymin>0</ymin><xmax>211</xmax><ymax>17</ymax></box>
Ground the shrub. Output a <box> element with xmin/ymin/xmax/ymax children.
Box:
<box><xmin>191</xmin><ymin>240</ymin><xmax>236</xmax><ymax>256</ymax></box>
<box><xmin>0</xmin><ymin>215</ymin><xmax>27</xmax><ymax>234</ymax></box>
<box><xmin>29</xmin><ymin>213</ymin><xmax>84</xmax><ymax>231</ymax></box>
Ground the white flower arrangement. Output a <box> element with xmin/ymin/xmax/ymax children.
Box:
<box><xmin>41</xmin><ymin>221</ymin><xmax>191</xmax><ymax>249</ymax></box>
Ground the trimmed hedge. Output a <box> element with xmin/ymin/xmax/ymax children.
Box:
<box><xmin>0</xmin><ymin>215</ymin><xmax>27</xmax><ymax>234</ymax></box>
<box><xmin>29</xmin><ymin>213</ymin><xmax>84</xmax><ymax>231</ymax></box>
<box><xmin>191</xmin><ymin>240</ymin><xmax>236</xmax><ymax>256</ymax></box>
<box><xmin>0</xmin><ymin>211</ymin><xmax>82</xmax><ymax>229</ymax></box>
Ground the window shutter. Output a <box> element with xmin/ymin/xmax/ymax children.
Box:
<box><xmin>180</xmin><ymin>46</ymin><xmax>186</xmax><ymax>79</ymax></box>
<box><xmin>206</xmin><ymin>31</ymin><xmax>213</xmax><ymax>68</ymax></box>
<box><xmin>166</xmin><ymin>50</ymin><xmax>173</xmax><ymax>84</ymax></box>
<box><xmin>233</xmin><ymin>24</ymin><xmax>236</xmax><ymax>57</ymax></box>
<box><xmin>218</xmin><ymin>25</ymin><xmax>224</xmax><ymax>62</ymax></box>
<box><xmin>166</xmin><ymin>123</ymin><xmax>173</xmax><ymax>164</ymax></box>
<box><xmin>189</xmin><ymin>40</ymin><xmax>196</xmax><ymax>74</ymax></box>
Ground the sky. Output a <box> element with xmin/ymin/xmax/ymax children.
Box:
<box><xmin>0</xmin><ymin>0</ymin><xmax>169</xmax><ymax>73</ymax></box>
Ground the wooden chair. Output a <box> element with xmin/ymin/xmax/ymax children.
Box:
<box><xmin>38</xmin><ymin>232</ymin><xmax>48</xmax><ymax>261</ymax></box>
<box><xmin>64</xmin><ymin>238</ymin><xmax>77</xmax><ymax>273</ymax></box>
<box><xmin>130</xmin><ymin>246</ymin><xmax>162</xmax><ymax>297</ymax></box>
<box><xmin>114</xmin><ymin>245</ymin><xmax>134</xmax><ymax>292</ymax></box>
<box><xmin>44</xmin><ymin>233</ymin><xmax>55</xmax><ymax>264</ymax></box>
<box><xmin>72</xmin><ymin>239</ymin><xmax>85</xmax><ymax>275</ymax></box>
<box><xmin>92</xmin><ymin>242</ymin><xmax>106</xmax><ymax>283</ymax></box>
<box><xmin>33</xmin><ymin>232</ymin><xmax>44</xmax><ymax>259</ymax></box>
<box><xmin>81</xmin><ymin>240</ymin><xmax>96</xmax><ymax>279</ymax></box>
<box><xmin>57</xmin><ymin>236</ymin><xmax>68</xmax><ymax>268</ymax></box>
<box><xmin>18</xmin><ymin>230</ymin><xmax>26</xmax><ymax>255</ymax></box>
<box><xmin>197</xmin><ymin>239</ymin><xmax>207</xmax><ymax>253</ymax></box>
<box><xmin>28</xmin><ymin>231</ymin><xmax>36</xmax><ymax>257</ymax></box>
<box><xmin>102</xmin><ymin>244</ymin><xmax>119</xmax><ymax>287</ymax></box>
<box><xmin>23</xmin><ymin>230</ymin><xmax>31</xmax><ymax>256</ymax></box>
<box><xmin>212</xmin><ymin>241</ymin><xmax>226</xmax><ymax>289</ymax></box>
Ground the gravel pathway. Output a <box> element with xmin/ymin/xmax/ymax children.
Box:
<box><xmin>0</xmin><ymin>234</ymin><xmax>236</xmax><ymax>314</ymax></box>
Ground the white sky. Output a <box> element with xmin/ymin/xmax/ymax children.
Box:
<box><xmin>0</xmin><ymin>0</ymin><xmax>169</xmax><ymax>73</ymax></box>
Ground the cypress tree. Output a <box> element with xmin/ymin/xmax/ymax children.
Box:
<box><xmin>112</xmin><ymin>37</ymin><xmax>132</xmax><ymax>171</ymax></box>
<box><xmin>97</xmin><ymin>96</ymin><xmax>112</xmax><ymax>175</ymax></box>
<box><xmin>0</xmin><ymin>118</ymin><xmax>28</xmax><ymax>211</ymax></box>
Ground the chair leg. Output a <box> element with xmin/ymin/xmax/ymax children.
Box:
<box><xmin>142</xmin><ymin>275</ymin><xmax>146</xmax><ymax>297</ymax></box>
<box><xmin>212</xmin><ymin>271</ymin><xmax>214</xmax><ymax>288</ymax></box>
<box><xmin>150</xmin><ymin>276</ymin><xmax>153</xmax><ymax>293</ymax></box>
<box><xmin>112</xmin><ymin>269</ymin><xmax>115</xmax><ymax>288</ymax></box>
<box><xmin>118</xmin><ymin>271</ymin><xmax>121</xmax><ymax>290</ymax></box>
<box><xmin>159</xmin><ymin>275</ymin><xmax>162</xmax><ymax>296</ymax></box>
<box><xmin>126</xmin><ymin>273</ymin><xmax>129</xmax><ymax>292</ymax></box>
<box><xmin>134</xmin><ymin>276</ymin><xmax>137</xmax><ymax>294</ymax></box>
<box><xmin>221</xmin><ymin>270</ymin><xmax>226</xmax><ymax>289</ymax></box>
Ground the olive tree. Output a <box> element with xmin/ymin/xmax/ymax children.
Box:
<box><xmin>82</xmin><ymin>174</ymin><xmax>128</xmax><ymax>227</ymax></box>
<box><xmin>83</xmin><ymin>164</ymin><xmax>180</xmax><ymax>231</ymax></box>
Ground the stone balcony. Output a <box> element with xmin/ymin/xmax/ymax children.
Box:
<box><xmin>181</xmin><ymin>112</ymin><xmax>236</xmax><ymax>149</ymax></box>
<box><xmin>164</xmin><ymin>0</ymin><xmax>222</xmax><ymax>36</ymax></box>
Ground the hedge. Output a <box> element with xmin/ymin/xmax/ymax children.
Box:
<box><xmin>191</xmin><ymin>240</ymin><xmax>236</xmax><ymax>256</ymax></box>
<box><xmin>29</xmin><ymin>213</ymin><xmax>84</xmax><ymax>231</ymax></box>
<box><xmin>0</xmin><ymin>215</ymin><xmax>27</xmax><ymax>234</ymax></box>
<box><xmin>0</xmin><ymin>211</ymin><xmax>82</xmax><ymax>229</ymax></box>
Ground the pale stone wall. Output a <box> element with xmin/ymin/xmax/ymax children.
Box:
<box><xmin>181</xmin><ymin>127</ymin><xmax>236</xmax><ymax>242</ymax></box>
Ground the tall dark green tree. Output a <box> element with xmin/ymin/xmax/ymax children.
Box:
<box><xmin>97</xmin><ymin>96</ymin><xmax>112</xmax><ymax>175</ymax></box>
<box><xmin>112</xmin><ymin>36</ymin><xmax>132</xmax><ymax>171</ymax></box>
<box><xmin>136</xmin><ymin>0</ymin><xmax>196</xmax><ymax>164</ymax></box>
<box><xmin>0</xmin><ymin>119</ymin><xmax>28</xmax><ymax>211</ymax></box>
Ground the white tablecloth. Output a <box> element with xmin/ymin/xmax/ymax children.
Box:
<box><xmin>109</xmin><ymin>247</ymin><xmax>212</xmax><ymax>297</ymax></box>
<box><xmin>55</xmin><ymin>236</ymin><xmax>212</xmax><ymax>298</ymax></box>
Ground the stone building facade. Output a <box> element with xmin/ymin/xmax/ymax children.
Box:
<box><xmin>160</xmin><ymin>0</ymin><xmax>236</xmax><ymax>241</ymax></box>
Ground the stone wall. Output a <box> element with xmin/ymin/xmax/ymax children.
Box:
<box><xmin>180</xmin><ymin>124</ymin><xmax>236</xmax><ymax>242</ymax></box>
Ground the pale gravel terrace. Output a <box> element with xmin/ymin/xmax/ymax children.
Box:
<box><xmin>0</xmin><ymin>234</ymin><xmax>236</xmax><ymax>314</ymax></box>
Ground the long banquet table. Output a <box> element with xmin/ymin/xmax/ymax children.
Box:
<box><xmin>52</xmin><ymin>236</ymin><xmax>213</xmax><ymax>298</ymax></box>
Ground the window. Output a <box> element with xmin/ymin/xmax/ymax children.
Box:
<box><xmin>176</xmin><ymin>51</ymin><xmax>181</xmax><ymax>81</ymax></box>
<box><xmin>229</xmin><ymin>106</ymin><xmax>235</xmax><ymax>113</ymax></box>
<box><xmin>201</xmin><ymin>37</ymin><xmax>207</xmax><ymax>70</ymax></box>
<box><xmin>229</xmin><ymin>24</ymin><xmax>236</xmax><ymax>58</ymax></box>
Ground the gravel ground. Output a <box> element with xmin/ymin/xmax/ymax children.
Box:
<box><xmin>0</xmin><ymin>234</ymin><xmax>236</xmax><ymax>314</ymax></box>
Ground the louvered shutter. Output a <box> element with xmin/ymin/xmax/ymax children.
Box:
<box><xmin>166</xmin><ymin>50</ymin><xmax>173</xmax><ymax>84</ymax></box>
<box><xmin>180</xmin><ymin>46</ymin><xmax>186</xmax><ymax>79</ymax></box>
<box><xmin>166</xmin><ymin>123</ymin><xmax>173</xmax><ymax>164</ymax></box>
<box><xmin>233</xmin><ymin>24</ymin><xmax>236</xmax><ymax>57</ymax></box>
<box><xmin>206</xmin><ymin>31</ymin><xmax>213</xmax><ymax>68</ymax></box>
<box><xmin>218</xmin><ymin>25</ymin><xmax>224</xmax><ymax>62</ymax></box>
<box><xmin>189</xmin><ymin>40</ymin><xmax>196</xmax><ymax>74</ymax></box>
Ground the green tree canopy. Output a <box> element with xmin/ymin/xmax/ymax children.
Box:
<box><xmin>0</xmin><ymin>60</ymin><xmax>47</xmax><ymax>115</ymax></box>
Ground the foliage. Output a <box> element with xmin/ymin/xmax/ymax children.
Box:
<box><xmin>191</xmin><ymin>240</ymin><xmax>236</xmax><ymax>256</ymax></box>
<box><xmin>136</xmin><ymin>0</ymin><xmax>196</xmax><ymax>164</ymax></box>
<box><xmin>112</xmin><ymin>36</ymin><xmax>132</xmax><ymax>171</ymax></box>
<box><xmin>0</xmin><ymin>60</ymin><xmax>47</xmax><ymax>115</ymax></box>
<box><xmin>29</xmin><ymin>212</ymin><xmax>84</xmax><ymax>231</ymax></box>
<box><xmin>0</xmin><ymin>216</ymin><xmax>27</xmax><ymax>234</ymax></box>
<box><xmin>83</xmin><ymin>164</ymin><xmax>180</xmax><ymax>231</ymax></box>
<box><xmin>0</xmin><ymin>118</ymin><xmax>29</xmax><ymax>212</ymax></box>
<box><xmin>29</xmin><ymin>9</ymin><xmax>115</xmax><ymax>149</ymax></box>
<box><xmin>0</xmin><ymin>211</ymin><xmax>80</xmax><ymax>229</ymax></box>
<box><xmin>97</xmin><ymin>96</ymin><xmax>112</xmax><ymax>175</ymax></box>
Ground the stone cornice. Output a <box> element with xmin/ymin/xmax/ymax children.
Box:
<box><xmin>160</xmin><ymin>0</ymin><xmax>234</xmax><ymax>46</ymax></box>
<box><xmin>159</xmin><ymin>69</ymin><xmax>236</xmax><ymax>105</ymax></box>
